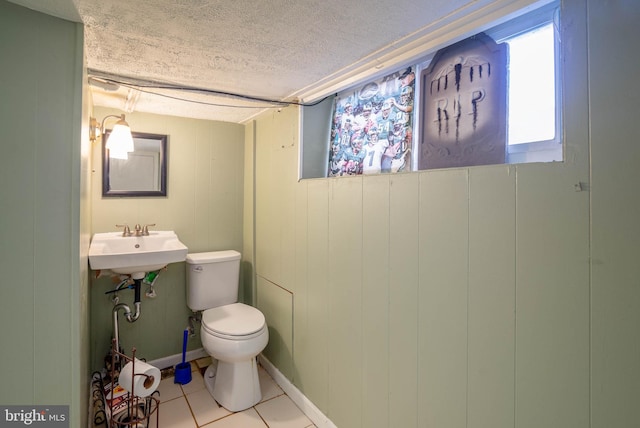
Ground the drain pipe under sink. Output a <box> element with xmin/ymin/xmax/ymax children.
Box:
<box><xmin>112</xmin><ymin>279</ymin><xmax>142</xmax><ymax>355</ymax></box>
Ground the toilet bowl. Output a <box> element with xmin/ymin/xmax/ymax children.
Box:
<box><xmin>186</xmin><ymin>251</ymin><xmax>269</xmax><ymax>412</ymax></box>
<box><xmin>200</xmin><ymin>303</ymin><xmax>268</xmax><ymax>411</ymax></box>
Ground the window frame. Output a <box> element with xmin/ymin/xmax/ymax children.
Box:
<box><xmin>484</xmin><ymin>2</ymin><xmax>562</xmax><ymax>162</ymax></box>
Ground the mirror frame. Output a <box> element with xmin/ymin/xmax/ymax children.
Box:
<box><xmin>102</xmin><ymin>131</ymin><xmax>168</xmax><ymax>197</ymax></box>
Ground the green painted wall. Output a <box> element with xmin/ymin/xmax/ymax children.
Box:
<box><xmin>89</xmin><ymin>108</ymin><xmax>245</xmax><ymax>370</ymax></box>
<box><xmin>588</xmin><ymin>0</ymin><xmax>640</xmax><ymax>425</ymax></box>
<box><xmin>0</xmin><ymin>1</ymin><xmax>89</xmax><ymax>426</ymax></box>
<box><xmin>251</xmin><ymin>0</ymin><xmax>640</xmax><ymax>427</ymax></box>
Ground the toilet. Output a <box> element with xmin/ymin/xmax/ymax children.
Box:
<box><xmin>186</xmin><ymin>251</ymin><xmax>268</xmax><ymax>412</ymax></box>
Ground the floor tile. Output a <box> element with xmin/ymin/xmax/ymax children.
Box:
<box><xmin>255</xmin><ymin>395</ymin><xmax>313</xmax><ymax>428</ymax></box>
<box><xmin>258</xmin><ymin>366</ymin><xmax>284</xmax><ymax>402</ymax></box>
<box><xmin>157</xmin><ymin>376</ymin><xmax>184</xmax><ymax>403</ymax></box>
<box><xmin>114</xmin><ymin>356</ymin><xmax>317</xmax><ymax>428</ymax></box>
<box><xmin>150</xmin><ymin>396</ymin><xmax>196</xmax><ymax>428</ymax></box>
<box><xmin>202</xmin><ymin>407</ymin><xmax>268</xmax><ymax>428</ymax></box>
<box><xmin>194</xmin><ymin>356</ymin><xmax>213</xmax><ymax>370</ymax></box>
<box><xmin>185</xmin><ymin>388</ymin><xmax>231</xmax><ymax>426</ymax></box>
<box><xmin>180</xmin><ymin>370</ymin><xmax>206</xmax><ymax>395</ymax></box>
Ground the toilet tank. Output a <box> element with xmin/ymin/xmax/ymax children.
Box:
<box><xmin>186</xmin><ymin>250</ymin><xmax>241</xmax><ymax>311</ymax></box>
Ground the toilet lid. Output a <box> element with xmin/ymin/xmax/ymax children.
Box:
<box><xmin>202</xmin><ymin>303</ymin><xmax>265</xmax><ymax>337</ymax></box>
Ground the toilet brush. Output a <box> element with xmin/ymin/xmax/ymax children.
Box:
<box><xmin>174</xmin><ymin>328</ymin><xmax>192</xmax><ymax>385</ymax></box>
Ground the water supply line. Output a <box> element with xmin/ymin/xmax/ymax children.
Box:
<box><xmin>188</xmin><ymin>312</ymin><xmax>201</xmax><ymax>338</ymax></box>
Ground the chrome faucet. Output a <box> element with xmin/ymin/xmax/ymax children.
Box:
<box><xmin>134</xmin><ymin>224</ymin><xmax>143</xmax><ymax>236</ymax></box>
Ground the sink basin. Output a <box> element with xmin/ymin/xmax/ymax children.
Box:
<box><xmin>89</xmin><ymin>230</ymin><xmax>188</xmax><ymax>278</ymax></box>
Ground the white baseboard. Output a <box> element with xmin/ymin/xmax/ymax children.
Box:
<box><xmin>147</xmin><ymin>348</ymin><xmax>208</xmax><ymax>370</ymax></box>
<box><xmin>258</xmin><ymin>355</ymin><xmax>337</xmax><ymax>428</ymax></box>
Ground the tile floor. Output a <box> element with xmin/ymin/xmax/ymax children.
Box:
<box><xmin>147</xmin><ymin>357</ymin><xmax>316</xmax><ymax>428</ymax></box>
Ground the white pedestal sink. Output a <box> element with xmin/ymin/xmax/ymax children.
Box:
<box><xmin>89</xmin><ymin>230</ymin><xmax>188</xmax><ymax>279</ymax></box>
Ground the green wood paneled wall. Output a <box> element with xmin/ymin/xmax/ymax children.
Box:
<box><xmin>251</xmin><ymin>1</ymin><xmax>640</xmax><ymax>427</ymax></box>
<box><xmin>589</xmin><ymin>0</ymin><xmax>640</xmax><ymax>426</ymax></box>
<box><xmin>0</xmin><ymin>2</ymin><xmax>87</xmax><ymax>425</ymax></box>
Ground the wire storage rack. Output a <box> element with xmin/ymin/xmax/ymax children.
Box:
<box><xmin>105</xmin><ymin>340</ymin><xmax>160</xmax><ymax>428</ymax></box>
<box><xmin>90</xmin><ymin>371</ymin><xmax>108</xmax><ymax>426</ymax></box>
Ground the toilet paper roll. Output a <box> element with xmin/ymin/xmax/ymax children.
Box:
<box><xmin>119</xmin><ymin>358</ymin><xmax>161</xmax><ymax>398</ymax></box>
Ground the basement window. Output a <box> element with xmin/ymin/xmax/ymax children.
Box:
<box><xmin>300</xmin><ymin>1</ymin><xmax>562</xmax><ymax>178</ymax></box>
<box><xmin>416</xmin><ymin>2</ymin><xmax>561</xmax><ymax>169</ymax></box>
<box><xmin>505</xmin><ymin>23</ymin><xmax>557</xmax><ymax>146</ymax></box>
<box><xmin>486</xmin><ymin>1</ymin><xmax>562</xmax><ymax>164</ymax></box>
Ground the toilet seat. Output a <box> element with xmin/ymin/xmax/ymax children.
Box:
<box><xmin>202</xmin><ymin>303</ymin><xmax>266</xmax><ymax>340</ymax></box>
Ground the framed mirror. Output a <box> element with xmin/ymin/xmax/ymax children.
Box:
<box><xmin>103</xmin><ymin>131</ymin><xmax>167</xmax><ymax>197</ymax></box>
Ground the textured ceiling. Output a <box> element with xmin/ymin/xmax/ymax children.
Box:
<box><xmin>9</xmin><ymin>0</ymin><xmax>472</xmax><ymax>123</ymax></box>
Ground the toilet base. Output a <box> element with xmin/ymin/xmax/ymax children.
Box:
<box><xmin>204</xmin><ymin>358</ymin><xmax>262</xmax><ymax>412</ymax></box>
<box><xmin>203</xmin><ymin>363</ymin><xmax>217</xmax><ymax>397</ymax></box>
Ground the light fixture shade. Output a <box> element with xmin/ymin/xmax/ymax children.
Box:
<box><xmin>106</xmin><ymin>116</ymin><xmax>135</xmax><ymax>154</ymax></box>
<box><xmin>108</xmin><ymin>146</ymin><xmax>130</xmax><ymax>160</ymax></box>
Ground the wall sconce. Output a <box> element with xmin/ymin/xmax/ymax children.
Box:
<box><xmin>89</xmin><ymin>114</ymin><xmax>135</xmax><ymax>159</ymax></box>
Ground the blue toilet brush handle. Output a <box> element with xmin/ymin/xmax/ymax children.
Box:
<box><xmin>182</xmin><ymin>328</ymin><xmax>188</xmax><ymax>364</ymax></box>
